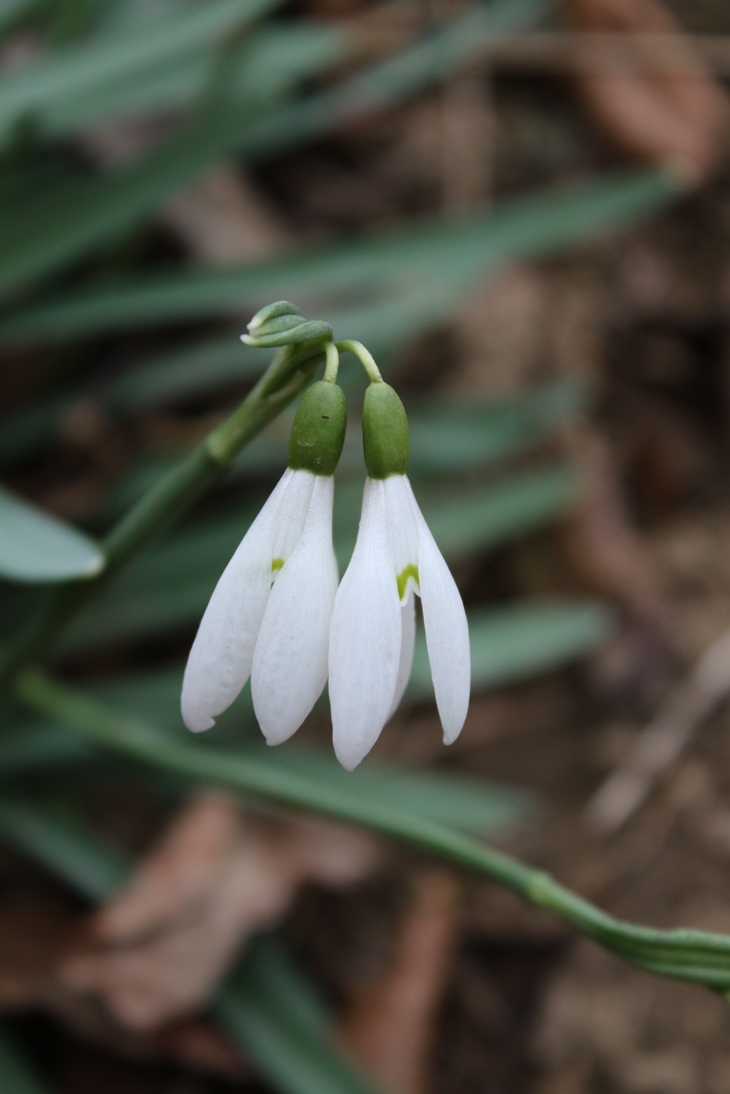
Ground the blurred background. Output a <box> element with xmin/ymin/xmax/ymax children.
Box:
<box><xmin>1</xmin><ymin>0</ymin><xmax>730</xmax><ymax>1090</ymax></box>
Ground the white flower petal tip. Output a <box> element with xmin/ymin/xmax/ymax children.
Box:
<box><xmin>181</xmin><ymin>700</ymin><xmax>216</xmax><ymax>734</ymax></box>
<box><xmin>328</xmin><ymin>474</ymin><xmax>470</xmax><ymax>767</ymax></box>
<box><xmin>181</xmin><ymin>468</ymin><xmax>336</xmax><ymax>739</ymax></box>
<box><xmin>333</xmin><ymin>740</ymin><xmax>365</xmax><ymax>773</ymax></box>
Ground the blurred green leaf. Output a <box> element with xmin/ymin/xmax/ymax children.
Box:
<box><xmin>0</xmin><ymin>169</ymin><xmax>681</xmax><ymax>342</ymax></box>
<box><xmin>0</xmin><ymin>721</ymin><xmax>91</xmax><ymax>776</ymax></box>
<box><xmin>15</xmin><ymin>672</ymin><xmax>730</xmax><ymax>1001</ymax></box>
<box><xmin>419</xmin><ymin>465</ymin><xmax>577</xmax><ymax>558</ymax></box>
<box><xmin>407</xmin><ymin>382</ymin><xmax>587</xmax><ymax>473</ymax></box>
<box><xmin>0</xmin><ymin>104</ymin><xmax>261</xmax><ymax>298</ymax></box>
<box><xmin>90</xmin><ymin>671</ymin><xmax>536</xmax><ymax>834</ymax></box>
<box><xmin>105</xmin><ymin>331</ymin><xmax>264</xmax><ymax>411</ymax></box>
<box><xmin>239</xmin><ymin>0</ymin><xmax>552</xmax><ymax>159</ymax></box>
<box><xmin>0</xmin><ymin>0</ymin><xmax>281</xmax><ymax>141</ymax></box>
<box><xmin>0</xmin><ymin>485</ymin><xmax>104</xmax><ymax>582</ymax></box>
<box><xmin>42</xmin><ymin>23</ymin><xmax>347</xmax><ymax>137</ymax></box>
<box><xmin>218</xmin><ymin>938</ymin><xmax>383</xmax><ymax>1094</ymax></box>
<box><xmin>411</xmin><ymin>600</ymin><xmax>616</xmax><ymax>696</ymax></box>
<box><xmin>0</xmin><ymin>0</ymin><xmax>553</xmax><ymax>298</ymax></box>
<box><xmin>0</xmin><ymin>796</ymin><xmax>128</xmax><ymax>901</ymax></box>
<box><xmin>0</xmin><ymin>0</ymin><xmax>33</xmax><ymax>35</ymax></box>
<box><xmin>0</xmin><ymin>664</ymin><xmax>534</xmax><ymax>834</ymax></box>
<box><xmin>244</xmin><ymin>748</ymin><xmax>533</xmax><ymax>835</ymax></box>
<box><xmin>0</xmin><ymin>1026</ymin><xmax>49</xmax><ymax>1094</ymax></box>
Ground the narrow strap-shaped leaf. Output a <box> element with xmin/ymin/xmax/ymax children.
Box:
<box><xmin>42</xmin><ymin>24</ymin><xmax>347</xmax><ymax>138</ymax></box>
<box><xmin>237</xmin><ymin>0</ymin><xmax>552</xmax><ymax>160</ymax></box>
<box><xmin>0</xmin><ymin>169</ymin><xmax>681</xmax><ymax>344</ymax></box>
<box><xmin>410</xmin><ymin>601</ymin><xmax>616</xmax><ymax>695</ymax></box>
<box><xmin>0</xmin><ymin>1025</ymin><xmax>51</xmax><ymax>1094</ymax></box>
<box><xmin>218</xmin><ymin>938</ymin><xmax>383</xmax><ymax>1094</ymax></box>
<box><xmin>0</xmin><ymin>0</ymin><xmax>282</xmax><ymax>140</ymax></box>
<box><xmin>0</xmin><ymin>0</ymin><xmax>550</xmax><ymax>298</ymax></box>
<box><xmin>13</xmin><ymin>668</ymin><xmax>730</xmax><ymax>997</ymax></box>
<box><xmin>0</xmin><ymin>796</ymin><xmax>128</xmax><ymax>901</ymax></box>
<box><xmin>0</xmin><ymin>485</ymin><xmax>104</xmax><ymax>583</ymax></box>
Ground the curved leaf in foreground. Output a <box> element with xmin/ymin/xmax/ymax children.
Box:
<box><xmin>14</xmin><ymin>668</ymin><xmax>730</xmax><ymax>999</ymax></box>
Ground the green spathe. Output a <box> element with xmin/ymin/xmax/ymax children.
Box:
<box><xmin>363</xmin><ymin>382</ymin><xmax>409</xmax><ymax>479</ymax></box>
<box><xmin>287</xmin><ymin>381</ymin><xmax>346</xmax><ymax>476</ymax></box>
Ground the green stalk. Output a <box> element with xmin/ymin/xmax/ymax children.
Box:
<box><xmin>14</xmin><ymin>667</ymin><xmax>730</xmax><ymax>996</ymax></box>
<box><xmin>0</xmin><ymin>339</ymin><xmax>325</xmax><ymax>687</ymax></box>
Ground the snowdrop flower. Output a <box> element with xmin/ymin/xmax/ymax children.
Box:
<box><xmin>329</xmin><ymin>382</ymin><xmax>470</xmax><ymax>770</ymax></box>
<box><xmin>182</xmin><ymin>380</ymin><xmax>346</xmax><ymax>744</ymax></box>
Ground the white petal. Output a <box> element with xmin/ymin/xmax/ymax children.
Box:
<box><xmin>382</xmin><ymin>474</ymin><xmax>420</xmax><ymax>600</ymax></box>
<box><xmin>181</xmin><ymin>469</ymin><xmax>313</xmax><ymax>732</ymax></box>
<box><xmin>270</xmin><ymin>469</ymin><xmax>318</xmax><ymax>562</ymax></box>
<box><xmin>407</xmin><ymin>481</ymin><xmax>470</xmax><ymax>744</ymax></box>
<box><xmin>252</xmin><ymin>475</ymin><xmax>338</xmax><ymax>746</ymax></box>
<box><xmin>329</xmin><ymin>479</ymin><xmax>402</xmax><ymax>770</ymax></box>
<box><xmin>388</xmin><ymin>590</ymin><xmax>416</xmax><ymax>720</ymax></box>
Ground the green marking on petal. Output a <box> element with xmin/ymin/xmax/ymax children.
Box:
<box><xmin>271</xmin><ymin>558</ymin><xmax>284</xmax><ymax>573</ymax></box>
<box><xmin>397</xmin><ymin>563</ymin><xmax>419</xmax><ymax>602</ymax></box>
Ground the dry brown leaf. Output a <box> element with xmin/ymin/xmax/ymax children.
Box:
<box><xmin>342</xmin><ymin>870</ymin><xmax>459</xmax><ymax>1094</ymax></box>
<box><xmin>0</xmin><ymin>883</ymin><xmax>244</xmax><ymax>1078</ymax></box>
<box><xmin>563</xmin><ymin>0</ymin><xmax>729</xmax><ymax>183</ymax></box>
<box><xmin>62</xmin><ymin>793</ymin><xmax>380</xmax><ymax>1031</ymax></box>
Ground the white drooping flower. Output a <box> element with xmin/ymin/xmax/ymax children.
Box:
<box><xmin>182</xmin><ymin>467</ymin><xmax>338</xmax><ymax>742</ymax></box>
<box><xmin>182</xmin><ymin>379</ymin><xmax>346</xmax><ymax>744</ymax></box>
<box><xmin>328</xmin><ymin>383</ymin><xmax>470</xmax><ymax>770</ymax></box>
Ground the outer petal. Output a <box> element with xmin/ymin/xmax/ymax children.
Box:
<box><xmin>252</xmin><ymin>475</ymin><xmax>338</xmax><ymax>746</ymax></box>
<box><xmin>388</xmin><ymin>590</ymin><xmax>416</xmax><ymax>720</ymax></box>
<box><xmin>329</xmin><ymin>479</ymin><xmax>402</xmax><ymax>770</ymax></box>
<box><xmin>407</xmin><ymin>480</ymin><xmax>470</xmax><ymax>744</ymax></box>
<box><xmin>181</xmin><ymin>469</ymin><xmax>313</xmax><ymax>732</ymax></box>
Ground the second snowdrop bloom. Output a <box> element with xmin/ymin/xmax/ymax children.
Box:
<box><xmin>182</xmin><ymin>380</ymin><xmax>346</xmax><ymax>744</ymax></box>
<box><xmin>329</xmin><ymin>382</ymin><xmax>470</xmax><ymax>770</ymax></box>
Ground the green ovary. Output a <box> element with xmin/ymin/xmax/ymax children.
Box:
<box><xmin>271</xmin><ymin>558</ymin><xmax>284</xmax><ymax>573</ymax></box>
<box><xmin>397</xmin><ymin>563</ymin><xmax>419</xmax><ymax>601</ymax></box>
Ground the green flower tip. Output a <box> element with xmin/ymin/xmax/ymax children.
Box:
<box><xmin>288</xmin><ymin>381</ymin><xmax>347</xmax><ymax>477</ymax></box>
<box><xmin>397</xmin><ymin>563</ymin><xmax>419</xmax><ymax>601</ymax></box>
<box><xmin>362</xmin><ymin>382</ymin><xmax>409</xmax><ymax>479</ymax></box>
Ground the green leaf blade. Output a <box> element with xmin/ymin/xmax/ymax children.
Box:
<box><xmin>0</xmin><ymin>486</ymin><xmax>104</xmax><ymax>583</ymax></box>
<box><xmin>0</xmin><ymin>1026</ymin><xmax>50</xmax><ymax>1094</ymax></box>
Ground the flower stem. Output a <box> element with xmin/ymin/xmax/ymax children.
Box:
<box><xmin>322</xmin><ymin>341</ymin><xmax>340</xmax><ymax>384</ymax></box>
<box><xmin>15</xmin><ymin>664</ymin><xmax>730</xmax><ymax>994</ymax></box>
<box><xmin>0</xmin><ymin>339</ymin><xmax>326</xmax><ymax>689</ymax></box>
<box><xmin>335</xmin><ymin>340</ymin><xmax>383</xmax><ymax>383</ymax></box>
